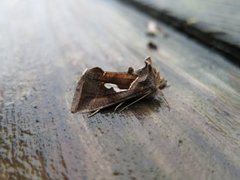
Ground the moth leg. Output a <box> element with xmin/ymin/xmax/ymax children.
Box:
<box><xmin>88</xmin><ymin>109</ymin><xmax>100</xmax><ymax>117</ymax></box>
<box><xmin>114</xmin><ymin>102</ymin><xmax>125</xmax><ymax>111</ymax></box>
<box><xmin>119</xmin><ymin>91</ymin><xmax>151</xmax><ymax>112</ymax></box>
<box><xmin>158</xmin><ymin>90</ymin><xmax>170</xmax><ymax>110</ymax></box>
<box><xmin>161</xmin><ymin>95</ymin><xmax>170</xmax><ymax>110</ymax></box>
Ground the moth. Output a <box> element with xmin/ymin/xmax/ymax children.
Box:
<box><xmin>71</xmin><ymin>57</ymin><xmax>168</xmax><ymax>116</ymax></box>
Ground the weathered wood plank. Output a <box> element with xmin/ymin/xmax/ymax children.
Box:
<box><xmin>0</xmin><ymin>0</ymin><xmax>239</xmax><ymax>179</ymax></box>
<box><xmin>119</xmin><ymin>0</ymin><xmax>240</xmax><ymax>65</ymax></box>
<box><xmin>124</xmin><ymin>0</ymin><xmax>240</xmax><ymax>45</ymax></box>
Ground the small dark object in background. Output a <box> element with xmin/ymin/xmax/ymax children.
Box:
<box><xmin>148</xmin><ymin>42</ymin><xmax>158</xmax><ymax>50</ymax></box>
<box><xmin>178</xmin><ymin>139</ymin><xmax>183</xmax><ymax>147</ymax></box>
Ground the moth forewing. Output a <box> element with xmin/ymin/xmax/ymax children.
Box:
<box><xmin>71</xmin><ymin>57</ymin><xmax>167</xmax><ymax>114</ymax></box>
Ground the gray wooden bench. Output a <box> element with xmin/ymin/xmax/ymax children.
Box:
<box><xmin>0</xmin><ymin>0</ymin><xmax>239</xmax><ymax>179</ymax></box>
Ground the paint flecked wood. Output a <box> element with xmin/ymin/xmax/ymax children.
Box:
<box><xmin>0</xmin><ymin>0</ymin><xmax>240</xmax><ymax>179</ymax></box>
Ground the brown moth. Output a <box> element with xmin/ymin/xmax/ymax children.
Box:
<box><xmin>71</xmin><ymin>57</ymin><xmax>167</xmax><ymax>115</ymax></box>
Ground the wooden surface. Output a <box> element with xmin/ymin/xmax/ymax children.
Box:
<box><xmin>0</xmin><ymin>0</ymin><xmax>240</xmax><ymax>179</ymax></box>
<box><xmin>125</xmin><ymin>0</ymin><xmax>240</xmax><ymax>46</ymax></box>
<box><xmin>119</xmin><ymin>0</ymin><xmax>240</xmax><ymax>64</ymax></box>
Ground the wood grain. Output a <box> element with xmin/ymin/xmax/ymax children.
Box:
<box><xmin>0</xmin><ymin>0</ymin><xmax>239</xmax><ymax>179</ymax></box>
<box><xmin>123</xmin><ymin>0</ymin><xmax>240</xmax><ymax>46</ymax></box>
<box><xmin>119</xmin><ymin>0</ymin><xmax>240</xmax><ymax>65</ymax></box>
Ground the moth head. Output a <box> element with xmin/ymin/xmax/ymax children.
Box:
<box><xmin>128</xmin><ymin>57</ymin><xmax>167</xmax><ymax>91</ymax></box>
<box><xmin>155</xmin><ymin>71</ymin><xmax>167</xmax><ymax>89</ymax></box>
<box><xmin>145</xmin><ymin>56</ymin><xmax>152</xmax><ymax>65</ymax></box>
<box><xmin>144</xmin><ymin>57</ymin><xmax>167</xmax><ymax>90</ymax></box>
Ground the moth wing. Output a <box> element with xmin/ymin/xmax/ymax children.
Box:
<box><xmin>71</xmin><ymin>67</ymin><xmax>147</xmax><ymax>113</ymax></box>
<box><xmin>82</xmin><ymin>88</ymin><xmax>151</xmax><ymax>113</ymax></box>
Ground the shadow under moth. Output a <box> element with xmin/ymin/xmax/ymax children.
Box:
<box><xmin>71</xmin><ymin>57</ymin><xmax>168</xmax><ymax>116</ymax></box>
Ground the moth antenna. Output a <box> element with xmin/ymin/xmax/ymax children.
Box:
<box><xmin>88</xmin><ymin>109</ymin><xmax>100</xmax><ymax>117</ymax></box>
<box><xmin>114</xmin><ymin>102</ymin><xmax>125</xmax><ymax>111</ymax></box>
<box><xmin>160</xmin><ymin>95</ymin><xmax>170</xmax><ymax>110</ymax></box>
<box><xmin>119</xmin><ymin>91</ymin><xmax>151</xmax><ymax>112</ymax></box>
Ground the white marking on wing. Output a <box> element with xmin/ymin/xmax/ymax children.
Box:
<box><xmin>104</xmin><ymin>83</ymin><xmax>127</xmax><ymax>92</ymax></box>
